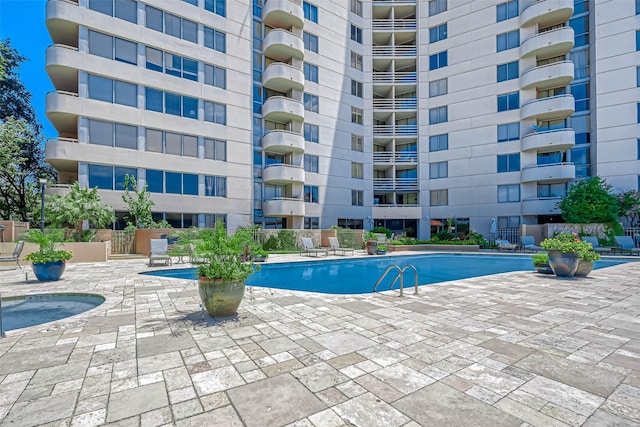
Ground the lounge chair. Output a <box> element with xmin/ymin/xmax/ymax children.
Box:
<box><xmin>520</xmin><ymin>236</ymin><xmax>543</xmax><ymax>252</ymax></box>
<box><xmin>328</xmin><ymin>236</ymin><xmax>355</xmax><ymax>256</ymax></box>
<box><xmin>149</xmin><ymin>239</ymin><xmax>172</xmax><ymax>266</ymax></box>
<box><xmin>496</xmin><ymin>239</ymin><xmax>517</xmax><ymax>251</ymax></box>
<box><xmin>300</xmin><ymin>237</ymin><xmax>328</xmax><ymax>257</ymax></box>
<box><xmin>581</xmin><ymin>237</ymin><xmax>612</xmax><ymax>254</ymax></box>
<box><xmin>613</xmin><ymin>236</ymin><xmax>640</xmax><ymax>255</ymax></box>
<box><xmin>0</xmin><ymin>241</ymin><xmax>24</xmax><ymax>270</ymax></box>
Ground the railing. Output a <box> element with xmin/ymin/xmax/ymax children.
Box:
<box><xmin>489</xmin><ymin>229</ymin><xmax>521</xmax><ymax>245</ymax></box>
<box><xmin>520</xmin><ymin>60</ymin><xmax>573</xmax><ymax>79</ymax></box>
<box><xmin>523</xmin><ymin>26</ymin><xmax>572</xmax><ymax>44</ymax></box>
<box><xmin>372</xmin><ymin>98</ymin><xmax>417</xmax><ymax>110</ymax></box>
<box><xmin>373</xmin><ymin>72</ymin><xmax>417</xmax><ymax>84</ymax></box>
<box><xmin>264</xmin><ymin>163</ymin><xmax>302</xmax><ymax>170</ymax></box>
<box><xmin>373</xmin><ymin>124</ymin><xmax>417</xmax><ymax>136</ymax></box>
<box><xmin>524</xmin><ymin>127</ymin><xmax>572</xmax><ymax>137</ymax></box>
<box><xmin>373</xmin><ymin>151</ymin><xmax>418</xmax><ymax>163</ymax></box>
<box><xmin>522</xmin><ymin>161</ymin><xmax>574</xmax><ymax>170</ymax></box>
<box><xmin>47</xmin><ymin>137</ymin><xmax>79</xmax><ymax>144</ymax></box>
<box><xmin>111</xmin><ymin>230</ymin><xmax>135</xmax><ymax>254</ymax></box>
<box><xmin>0</xmin><ymin>292</ymin><xmax>5</xmax><ymax>338</ymax></box>
<box><xmin>373</xmin><ymin>264</ymin><xmax>418</xmax><ymax>297</ymax></box>
<box><xmin>373</xmin><ymin>0</ymin><xmax>415</xmax><ymax>3</ymax></box>
<box><xmin>623</xmin><ymin>228</ymin><xmax>640</xmax><ymax>239</ymax></box>
<box><xmin>373</xmin><ymin>203</ymin><xmax>420</xmax><ymax>207</ymax></box>
<box><xmin>48</xmin><ymin>90</ymin><xmax>79</xmax><ymax>97</ymax></box>
<box><xmin>373</xmin><ymin>178</ymin><xmax>418</xmax><ymax>191</ymax></box>
<box><xmin>521</xmin><ymin>93</ymin><xmax>573</xmax><ymax>108</ymax></box>
<box><xmin>264</xmin><ymin>197</ymin><xmax>303</xmax><ymax>202</ymax></box>
<box><xmin>50</xmin><ymin>43</ymin><xmax>79</xmax><ymax>51</ymax></box>
<box><xmin>372</xmin><ymin>19</ymin><xmax>417</xmax><ymax>31</ymax></box>
<box><xmin>372</xmin><ymin>45</ymin><xmax>417</xmax><ymax>57</ymax></box>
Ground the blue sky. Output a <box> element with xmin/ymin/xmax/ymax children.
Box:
<box><xmin>0</xmin><ymin>0</ymin><xmax>56</xmax><ymax>139</ymax></box>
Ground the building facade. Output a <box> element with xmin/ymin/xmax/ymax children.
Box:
<box><xmin>45</xmin><ymin>0</ymin><xmax>640</xmax><ymax>237</ymax></box>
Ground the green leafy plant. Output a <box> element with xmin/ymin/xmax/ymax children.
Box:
<box><xmin>557</xmin><ymin>177</ymin><xmax>618</xmax><ymax>225</ymax></box>
<box><xmin>364</xmin><ymin>231</ymin><xmax>377</xmax><ymax>242</ymax></box>
<box><xmin>541</xmin><ymin>233</ymin><xmax>600</xmax><ymax>261</ymax></box>
<box><xmin>376</xmin><ymin>244</ymin><xmax>387</xmax><ymax>252</ymax></box>
<box><xmin>371</xmin><ymin>226</ymin><xmax>392</xmax><ymax>238</ymax></box>
<box><xmin>121</xmin><ymin>175</ymin><xmax>170</xmax><ymax>231</ymax></box>
<box><xmin>22</xmin><ymin>229</ymin><xmax>73</xmax><ymax>264</ymax></box>
<box><xmin>531</xmin><ymin>253</ymin><xmax>549</xmax><ymax>266</ymax></box>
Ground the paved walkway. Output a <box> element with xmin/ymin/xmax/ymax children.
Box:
<box><xmin>1</xmin><ymin>254</ymin><xmax>639</xmax><ymax>426</ymax></box>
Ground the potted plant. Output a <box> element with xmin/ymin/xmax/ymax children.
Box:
<box><xmin>22</xmin><ymin>229</ymin><xmax>73</xmax><ymax>281</ymax></box>
<box><xmin>540</xmin><ymin>233</ymin><xmax>596</xmax><ymax>277</ymax></box>
<box><xmin>188</xmin><ymin>220</ymin><xmax>259</xmax><ymax>317</ymax></box>
<box><xmin>376</xmin><ymin>244</ymin><xmax>388</xmax><ymax>255</ymax></box>
<box><xmin>364</xmin><ymin>231</ymin><xmax>378</xmax><ymax>255</ymax></box>
<box><xmin>531</xmin><ymin>253</ymin><xmax>553</xmax><ymax>274</ymax></box>
<box><xmin>575</xmin><ymin>244</ymin><xmax>600</xmax><ymax>277</ymax></box>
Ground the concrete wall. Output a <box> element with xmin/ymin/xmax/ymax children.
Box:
<box><xmin>0</xmin><ymin>241</ymin><xmax>111</xmax><ymax>265</ymax></box>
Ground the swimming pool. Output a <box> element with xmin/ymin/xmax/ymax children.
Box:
<box><xmin>142</xmin><ymin>254</ymin><xmax>628</xmax><ymax>294</ymax></box>
<box><xmin>1</xmin><ymin>293</ymin><xmax>105</xmax><ymax>331</ymax></box>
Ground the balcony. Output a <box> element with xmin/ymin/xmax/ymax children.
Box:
<box><xmin>46</xmin><ymin>91</ymin><xmax>80</xmax><ymax>135</ymax></box>
<box><xmin>520</xmin><ymin>94</ymin><xmax>574</xmax><ymax>121</ymax></box>
<box><xmin>45</xmin><ymin>138</ymin><xmax>80</xmax><ymax>172</ymax></box>
<box><xmin>373</xmin><ymin>72</ymin><xmax>417</xmax><ymax>85</ymax></box>
<box><xmin>373</xmin><ymin>151</ymin><xmax>418</xmax><ymax>163</ymax></box>
<box><xmin>262</xmin><ymin>130</ymin><xmax>305</xmax><ymax>154</ymax></box>
<box><xmin>262</xmin><ymin>0</ymin><xmax>304</xmax><ymax>29</ymax></box>
<box><xmin>262</xmin><ymin>62</ymin><xmax>304</xmax><ymax>92</ymax></box>
<box><xmin>372</xmin><ymin>19</ymin><xmax>417</xmax><ymax>32</ymax></box>
<box><xmin>262</xmin><ymin>164</ymin><xmax>305</xmax><ymax>185</ymax></box>
<box><xmin>372</xmin><ymin>205</ymin><xmax>422</xmax><ymax>219</ymax></box>
<box><xmin>521</xmin><ymin>197</ymin><xmax>562</xmax><ymax>215</ymax></box>
<box><xmin>521</xmin><ymin>128</ymin><xmax>575</xmax><ymax>152</ymax></box>
<box><xmin>373</xmin><ymin>124</ymin><xmax>417</xmax><ymax>137</ymax></box>
<box><xmin>373</xmin><ymin>178</ymin><xmax>418</xmax><ymax>191</ymax></box>
<box><xmin>372</xmin><ymin>98</ymin><xmax>417</xmax><ymax>110</ymax></box>
<box><xmin>262</xmin><ymin>96</ymin><xmax>304</xmax><ymax>122</ymax></box>
<box><xmin>46</xmin><ymin>0</ymin><xmax>80</xmax><ymax>47</ymax></box>
<box><xmin>520</xmin><ymin>0</ymin><xmax>574</xmax><ymax>28</ymax></box>
<box><xmin>520</xmin><ymin>60</ymin><xmax>574</xmax><ymax>90</ymax></box>
<box><xmin>373</xmin><ymin>0</ymin><xmax>416</xmax><ymax>4</ymax></box>
<box><xmin>263</xmin><ymin>198</ymin><xmax>305</xmax><ymax>217</ymax></box>
<box><xmin>372</xmin><ymin>45</ymin><xmax>417</xmax><ymax>57</ymax></box>
<box><xmin>521</xmin><ymin>163</ymin><xmax>575</xmax><ymax>183</ymax></box>
<box><xmin>262</xmin><ymin>29</ymin><xmax>304</xmax><ymax>61</ymax></box>
<box><xmin>520</xmin><ymin>27</ymin><xmax>574</xmax><ymax>59</ymax></box>
<box><xmin>46</xmin><ymin>44</ymin><xmax>80</xmax><ymax>93</ymax></box>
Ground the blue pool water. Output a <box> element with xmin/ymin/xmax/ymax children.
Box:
<box><xmin>1</xmin><ymin>294</ymin><xmax>105</xmax><ymax>331</ymax></box>
<box><xmin>142</xmin><ymin>254</ymin><xmax>628</xmax><ymax>294</ymax></box>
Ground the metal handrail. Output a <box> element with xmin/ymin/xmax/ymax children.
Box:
<box><xmin>373</xmin><ymin>264</ymin><xmax>418</xmax><ymax>296</ymax></box>
<box><xmin>0</xmin><ymin>292</ymin><xmax>5</xmax><ymax>338</ymax></box>
<box><xmin>520</xmin><ymin>60</ymin><xmax>573</xmax><ymax>78</ymax></box>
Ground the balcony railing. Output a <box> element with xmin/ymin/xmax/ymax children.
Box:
<box><xmin>373</xmin><ymin>72</ymin><xmax>417</xmax><ymax>84</ymax></box>
<box><xmin>372</xmin><ymin>19</ymin><xmax>417</xmax><ymax>31</ymax></box>
<box><xmin>372</xmin><ymin>45</ymin><xmax>417</xmax><ymax>57</ymax></box>
<box><xmin>373</xmin><ymin>124</ymin><xmax>417</xmax><ymax>136</ymax></box>
<box><xmin>373</xmin><ymin>151</ymin><xmax>418</xmax><ymax>163</ymax></box>
<box><xmin>373</xmin><ymin>0</ymin><xmax>415</xmax><ymax>3</ymax></box>
<box><xmin>372</xmin><ymin>98</ymin><xmax>417</xmax><ymax>110</ymax></box>
<box><xmin>373</xmin><ymin>178</ymin><xmax>418</xmax><ymax>191</ymax></box>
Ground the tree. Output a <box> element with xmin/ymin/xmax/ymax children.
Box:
<box><xmin>557</xmin><ymin>177</ymin><xmax>619</xmax><ymax>225</ymax></box>
<box><xmin>45</xmin><ymin>182</ymin><xmax>115</xmax><ymax>241</ymax></box>
<box><xmin>121</xmin><ymin>175</ymin><xmax>169</xmax><ymax>230</ymax></box>
<box><xmin>617</xmin><ymin>190</ymin><xmax>640</xmax><ymax>228</ymax></box>
<box><xmin>0</xmin><ymin>39</ymin><xmax>38</xmax><ymax>124</ymax></box>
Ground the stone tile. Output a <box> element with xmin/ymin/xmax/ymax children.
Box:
<box><xmin>393</xmin><ymin>382</ymin><xmax>521</xmax><ymax>427</ymax></box>
<box><xmin>540</xmin><ymin>403</ymin><xmax>586</xmax><ymax>427</ymax></box>
<box><xmin>307</xmin><ymin>408</ymin><xmax>344</xmax><ymax>427</ymax></box>
<box><xmin>258</xmin><ymin>336</ymin><xmax>300</xmax><ymax>354</ymax></box>
<box><xmin>172</xmin><ymin>398</ymin><xmax>204</xmax><ymax>420</ymax></box>
<box><xmin>227</xmin><ymin>373</ymin><xmax>325</xmax><ymax>427</ymax></box>
<box><xmin>76</xmin><ymin>332</ymin><xmax>118</xmax><ymax>348</ymax></box>
<box><xmin>138</xmin><ymin>351</ymin><xmax>184</xmax><ymax>375</ymax></box>
<box><xmin>338</xmin><ymin>301</ymin><xmax>383</xmax><ymax>314</ymax></box>
<box><xmin>30</xmin><ymin>361</ymin><xmax>89</xmax><ymax>387</ymax></box>
<box><xmin>139</xmin><ymin>407</ymin><xmax>173</xmax><ymax>427</ymax></box>
<box><xmin>519</xmin><ymin>376</ymin><xmax>604</xmax><ymax>417</ymax></box>
<box><xmin>371</xmin><ymin>363</ymin><xmax>435</xmax><ymax>394</ymax></box>
<box><xmin>455</xmin><ymin>363</ymin><xmax>525</xmax><ymax>396</ymax></box>
<box><xmin>479</xmin><ymin>338</ymin><xmax>535</xmax><ymax>362</ymax></box>
<box><xmin>334</xmin><ymin>392</ymin><xmax>410</xmax><ymax>427</ymax></box>
<box><xmin>0</xmin><ymin>379</ymin><xmax>28</xmax><ymax>406</ymax></box>
<box><xmin>3</xmin><ymin>390</ymin><xmax>78</xmax><ymax>425</ymax></box>
<box><xmin>137</xmin><ymin>334</ymin><xmax>197</xmax><ymax>358</ymax></box>
<box><xmin>71</xmin><ymin>409</ymin><xmax>106</xmax><ymax>427</ymax></box>
<box><xmin>327</xmin><ymin>352</ymin><xmax>367</xmax><ymax>370</ymax></box>
<box><xmin>191</xmin><ymin>366</ymin><xmax>245</xmax><ymax>395</ymax></box>
<box><xmin>84</xmin><ymin>314</ymin><xmax>135</xmax><ymax>331</ymax></box>
<box><xmin>106</xmin><ymin>382</ymin><xmax>168</xmax><ymax>423</ymax></box>
<box><xmin>356</xmin><ymin>345</ymin><xmax>408</xmax><ymax>367</ymax></box>
<box><xmin>0</xmin><ymin>344</ymin><xmax>74</xmax><ymax>375</ymax></box>
<box><xmin>354</xmin><ymin>374</ymin><xmax>405</xmax><ymax>403</ymax></box>
<box><xmin>292</xmin><ymin>362</ymin><xmax>349</xmax><ymax>392</ymax></box>
<box><xmin>400</xmin><ymin>302</ymin><xmax>445</xmax><ymax>314</ymax></box>
<box><xmin>175</xmin><ymin>404</ymin><xmax>244</xmax><ymax>426</ymax></box>
<box><xmin>494</xmin><ymin>397</ymin><xmax>569</xmax><ymax>427</ymax></box>
<box><xmin>583</xmin><ymin>409</ymin><xmax>640</xmax><ymax>426</ymax></box>
<box><xmin>311</xmin><ymin>330</ymin><xmax>376</xmax><ymax>356</ymax></box>
<box><xmin>603</xmin><ymin>351</ymin><xmax>640</xmax><ymax>371</ymax></box>
<box><xmin>262</xmin><ymin>359</ymin><xmax>305</xmax><ymax>377</ymax></box>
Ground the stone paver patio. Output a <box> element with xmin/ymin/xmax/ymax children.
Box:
<box><xmin>1</xmin><ymin>253</ymin><xmax>640</xmax><ymax>426</ymax></box>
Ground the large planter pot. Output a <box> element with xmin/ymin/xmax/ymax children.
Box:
<box><xmin>32</xmin><ymin>260</ymin><xmax>66</xmax><ymax>281</ymax></box>
<box><xmin>574</xmin><ymin>259</ymin><xmax>594</xmax><ymax>277</ymax></box>
<box><xmin>547</xmin><ymin>250</ymin><xmax>580</xmax><ymax>277</ymax></box>
<box><xmin>198</xmin><ymin>277</ymin><xmax>245</xmax><ymax>317</ymax></box>
<box><xmin>366</xmin><ymin>241</ymin><xmax>377</xmax><ymax>255</ymax></box>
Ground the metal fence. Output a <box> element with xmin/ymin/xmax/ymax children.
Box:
<box><xmin>489</xmin><ymin>229</ymin><xmax>521</xmax><ymax>245</ymax></box>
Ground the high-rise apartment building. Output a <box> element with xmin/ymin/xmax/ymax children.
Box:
<box><xmin>45</xmin><ymin>0</ymin><xmax>640</xmax><ymax>237</ymax></box>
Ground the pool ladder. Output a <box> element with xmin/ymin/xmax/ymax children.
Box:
<box><xmin>373</xmin><ymin>265</ymin><xmax>418</xmax><ymax>296</ymax></box>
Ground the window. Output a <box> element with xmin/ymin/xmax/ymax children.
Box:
<box><xmin>145</xmin><ymin>129</ymin><xmax>198</xmax><ymax>156</ymax></box>
<box><xmin>429</xmin><ymin>162</ymin><xmax>448</xmax><ymax>179</ymax></box>
<box><xmin>497</xmin><ymin>0</ymin><xmax>518</xmax><ymax>22</ymax></box>
<box><xmin>429</xmin><ymin>23</ymin><xmax>447</xmax><ymax>43</ymax></box>
<box><xmin>351</xmin><ymin>190</ymin><xmax>363</xmax><ymax>206</ymax></box>
<box><xmin>88</xmin><ymin>31</ymin><xmax>137</xmax><ymax>65</ymax></box>
<box><xmin>204</xmin><ymin>27</ymin><xmax>226</xmax><ymax>53</ymax></box>
<box><xmin>304</xmin><ymin>185</ymin><xmax>319</xmax><ymax>203</ymax></box>
<box><xmin>537</xmin><ymin>183</ymin><xmax>567</xmax><ymax>198</ymax></box>
<box><xmin>497</xmin><ymin>61</ymin><xmax>519</xmax><ymax>82</ymax></box>
<box><xmin>571</xmin><ymin>82</ymin><xmax>590</xmax><ymax>112</ymax></box>
<box><xmin>88</xmin><ymin>0</ymin><xmax>137</xmax><ymax>23</ymax></box>
<box><xmin>303</xmin><ymin>32</ymin><xmax>318</xmax><ymax>53</ymax></box>
<box><xmin>429</xmin><ymin>51</ymin><xmax>448</xmax><ymax>70</ymax></box>
<box><xmin>304</xmin><ymin>63</ymin><xmax>319</xmax><ymax>83</ymax></box>
<box><xmin>497</xmin><ymin>153</ymin><xmax>520</xmax><ymax>172</ymax></box>
<box><xmin>637</xmin><ymin>139</ymin><xmax>640</xmax><ymax>160</ymax></box>
<box><xmin>351</xmin><ymin>134</ymin><xmax>363</xmax><ymax>151</ymax></box>
<box><xmin>304</xmin><ymin>217</ymin><xmax>320</xmax><ymax>229</ymax></box>
<box><xmin>351</xmin><ymin>107</ymin><xmax>363</xmax><ymax>124</ymax></box>
<box><xmin>205</xmin><ymin>0</ymin><xmax>226</xmax><ymax>16</ymax></box>
<box><xmin>88</xmin><ymin>75</ymin><xmax>137</xmax><ymax>107</ymax></box>
<box><xmin>498</xmin><ymin>216</ymin><xmax>520</xmax><ymax>229</ymax></box>
<box><xmin>496</xmin><ymin>30</ymin><xmax>519</xmax><ymax>52</ymax></box>
<box><xmin>430</xmin><ymin>189</ymin><xmax>448</xmax><ymax>206</ymax></box>
<box><xmin>350</xmin><ymin>25</ymin><xmax>363</xmax><ymax>44</ymax></box>
<box><xmin>570</xmin><ymin>16</ymin><xmax>589</xmax><ymax>47</ymax></box>
<box><xmin>350</xmin><ymin>0</ymin><xmax>362</xmax><ymax>16</ymax></box>
<box><xmin>498</xmin><ymin>91</ymin><xmax>519</xmax><ymax>111</ymax></box>
<box><xmin>429</xmin><ymin>134</ymin><xmax>448</xmax><ymax>152</ymax></box>
<box><xmin>351</xmin><ymin>51</ymin><xmax>363</xmax><ymax>70</ymax></box>
<box><xmin>637</xmin><ymin>66</ymin><xmax>640</xmax><ymax>87</ymax></box>
<box><xmin>88</xmin><ymin>119</ymin><xmax>137</xmax><ymax>150</ymax></box>
<box><xmin>498</xmin><ymin>122</ymin><xmax>519</xmax><ymax>142</ymax></box>
<box><xmin>498</xmin><ymin>184</ymin><xmax>520</xmax><ymax>203</ymax></box>
<box><xmin>429</xmin><ymin>78</ymin><xmax>447</xmax><ymax>97</ymax></box>
<box><xmin>145</xmin><ymin>169</ymin><xmax>163</xmax><ymax>192</ymax></box>
<box><xmin>145</xmin><ymin>47</ymin><xmax>198</xmax><ymax>81</ymax></box>
<box><xmin>303</xmin><ymin>2</ymin><xmax>318</xmax><ymax>22</ymax></box>
<box><xmin>304</xmin><ymin>154</ymin><xmax>319</xmax><ymax>173</ymax></box>
<box><xmin>303</xmin><ymin>124</ymin><xmax>319</xmax><ymax>143</ymax></box>
<box><xmin>429</xmin><ymin>106</ymin><xmax>448</xmax><ymax>124</ymax></box>
<box><xmin>204</xmin><ymin>101</ymin><xmax>227</xmax><ymax>124</ymax></box>
<box><xmin>351</xmin><ymin>79</ymin><xmax>363</xmax><ymax>97</ymax></box>
<box><xmin>637</xmin><ymin>0</ymin><xmax>640</xmax><ymax>14</ymax></box>
<box><xmin>205</xmin><ymin>138</ymin><xmax>226</xmax><ymax>161</ymax></box>
<box><xmin>204</xmin><ymin>64</ymin><xmax>226</xmax><ymax>89</ymax></box>
<box><xmin>304</xmin><ymin>93</ymin><xmax>319</xmax><ymax>112</ymax></box>
<box><xmin>429</xmin><ymin>0</ymin><xmax>447</xmax><ymax>16</ymax></box>
<box><xmin>145</xmin><ymin>6</ymin><xmax>197</xmax><ymax>43</ymax></box>
<box><xmin>205</xmin><ymin>175</ymin><xmax>227</xmax><ymax>197</ymax></box>
<box><xmin>638</xmin><ymin>103</ymin><xmax>640</xmax><ymax>123</ymax></box>
<box><xmin>88</xmin><ymin>164</ymin><xmax>137</xmax><ymax>190</ymax></box>
<box><xmin>351</xmin><ymin>162</ymin><xmax>363</xmax><ymax>179</ymax></box>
